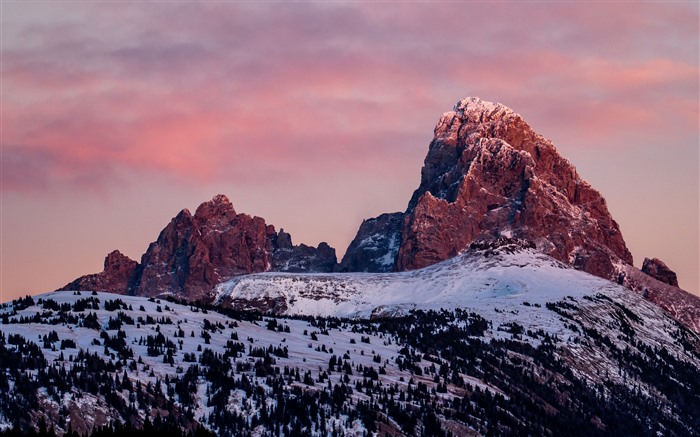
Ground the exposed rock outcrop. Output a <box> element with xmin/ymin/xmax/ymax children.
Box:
<box><xmin>340</xmin><ymin>97</ymin><xmax>697</xmax><ymax>333</ymax></box>
<box><xmin>60</xmin><ymin>195</ymin><xmax>336</xmax><ymax>301</ymax></box>
<box><xmin>641</xmin><ymin>257</ymin><xmax>679</xmax><ymax>287</ymax></box>
<box><xmin>271</xmin><ymin>229</ymin><xmax>337</xmax><ymax>273</ymax></box>
<box><xmin>394</xmin><ymin>97</ymin><xmax>632</xmax><ymax>282</ymax></box>
<box><xmin>59</xmin><ymin>250</ymin><xmax>138</xmax><ymax>295</ymax></box>
<box><xmin>338</xmin><ymin>212</ymin><xmax>403</xmax><ymax>272</ymax></box>
<box><xmin>617</xmin><ymin>263</ymin><xmax>698</xmax><ymax>333</ymax></box>
<box><xmin>132</xmin><ymin>195</ymin><xmax>275</xmax><ymax>300</ymax></box>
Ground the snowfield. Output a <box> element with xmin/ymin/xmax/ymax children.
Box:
<box><xmin>217</xmin><ymin>242</ymin><xmax>630</xmax><ymax>338</ymax></box>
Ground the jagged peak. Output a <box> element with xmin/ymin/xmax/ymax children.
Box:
<box><xmin>175</xmin><ymin>208</ymin><xmax>192</xmax><ymax>220</ymax></box>
<box><xmin>103</xmin><ymin>250</ymin><xmax>138</xmax><ymax>272</ymax></box>
<box><xmin>194</xmin><ymin>194</ymin><xmax>236</xmax><ymax>219</ymax></box>
<box><xmin>453</xmin><ymin>97</ymin><xmax>516</xmax><ymax>123</ymax></box>
<box><xmin>104</xmin><ymin>250</ymin><xmax>135</xmax><ymax>265</ymax></box>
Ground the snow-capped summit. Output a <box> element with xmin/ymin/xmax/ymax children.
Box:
<box><xmin>452</xmin><ymin>96</ymin><xmax>515</xmax><ymax>122</ymax></box>
<box><xmin>340</xmin><ymin>97</ymin><xmax>697</xmax><ymax>332</ymax></box>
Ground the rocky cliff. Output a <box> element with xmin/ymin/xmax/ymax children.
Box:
<box><xmin>341</xmin><ymin>97</ymin><xmax>695</xmax><ymax>331</ymax></box>
<box><xmin>394</xmin><ymin>97</ymin><xmax>632</xmax><ymax>280</ymax></box>
<box><xmin>270</xmin><ymin>229</ymin><xmax>337</xmax><ymax>273</ymax></box>
<box><xmin>338</xmin><ymin>212</ymin><xmax>403</xmax><ymax>272</ymax></box>
<box><xmin>60</xmin><ymin>250</ymin><xmax>138</xmax><ymax>295</ymax></box>
<box><xmin>59</xmin><ymin>195</ymin><xmax>336</xmax><ymax>301</ymax></box>
<box><xmin>641</xmin><ymin>257</ymin><xmax>679</xmax><ymax>287</ymax></box>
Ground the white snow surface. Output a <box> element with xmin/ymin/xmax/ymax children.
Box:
<box><xmin>216</xmin><ymin>246</ymin><xmax>617</xmax><ymax>333</ymax></box>
<box><xmin>2</xmin><ymin>244</ymin><xmax>698</xmax><ymax>434</ymax></box>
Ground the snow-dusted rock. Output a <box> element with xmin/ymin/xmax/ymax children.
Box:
<box><xmin>338</xmin><ymin>212</ymin><xmax>403</xmax><ymax>273</ymax></box>
<box><xmin>396</xmin><ymin>97</ymin><xmax>632</xmax><ymax>280</ymax></box>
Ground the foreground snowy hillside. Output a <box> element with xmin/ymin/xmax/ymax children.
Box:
<box><xmin>2</xmin><ymin>239</ymin><xmax>699</xmax><ymax>435</ymax></box>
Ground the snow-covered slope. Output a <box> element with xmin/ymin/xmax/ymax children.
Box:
<box><xmin>217</xmin><ymin>240</ymin><xmax>617</xmax><ymax>321</ymax></box>
<box><xmin>2</xmin><ymin>252</ymin><xmax>699</xmax><ymax>435</ymax></box>
<box><xmin>215</xmin><ymin>240</ymin><xmax>699</xmax><ymax>359</ymax></box>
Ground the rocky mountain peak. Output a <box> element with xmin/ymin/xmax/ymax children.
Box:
<box><xmin>194</xmin><ymin>194</ymin><xmax>236</xmax><ymax>221</ymax></box>
<box><xmin>60</xmin><ymin>195</ymin><xmax>337</xmax><ymax>301</ymax></box>
<box><xmin>397</xmin><ymin>97</ymin><xmax>632</xmax><ymax>279</ymax></box>
<box><xmin>336</xmin><ymin>97</ymin><xmax>633</xmax><ymax>285</ymax></box>
<box><xmin>452</xmin><ymin>96</ymin><xmax>515</xmax><ymax>123</ymax></box>
<box><xmin>58</xmin><ymin>250</ymin><xmax>138</xmax><ymax>295</ymax></box>
<box><xmin>103</xmin><ymin>250</ymin><xmax>137</xmax><ymax>273</ymax></box>
<box><xmin>341</xmin><ymin>97</ymin><xmax>698</xmax><ymax>332</ymax></box>
<box><xmin>275</xmin><ymin>229</ymin><xmax>293</xmax><ymax>249</ymax></box>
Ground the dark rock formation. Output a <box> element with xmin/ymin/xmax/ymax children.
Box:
<box><xmin>618</xmin><ymin>263</ymin><xmax>698</xmax><ymax>333</ymax></box>
<box><xmin>60</xmin><ymin>195</ymin><xmax>336</xmax><ymax>301</ymax></box>
<box><xmin>59</xmin><ymin>250</ymin><xmax>138</xmax><ymax>295</ymax></box>
<box><xmin>641</xmin><ymin>257</ymin><xmax>679</xmax><ymax>287</ymax></box>
<box><xmin>338</xmin><ymin>212</ymin><xmax>403</xmax><ymax>272</ymax></box>
<box><xmin>394</xmin><ymin>97</ymin><xmax>632</xmax><ymax>283</ymax></box>
<box><xmin>270</xmin><ymin>229</ymin><xmax>337</xmax><ymax>273</ymax></box>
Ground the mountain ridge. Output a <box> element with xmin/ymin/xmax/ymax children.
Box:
<box><xmin>60</xmin><ymin>194</ymin><xmax>337</xmax><ymax>301</ymax></box>
<box><xmin>57</xmin><ymin>97</ymin><xmax>698</xmax><ymax>334</ymax></box>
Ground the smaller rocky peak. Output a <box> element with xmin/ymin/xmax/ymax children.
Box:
<box><xmin>174</xmin><ymin>208</ymin><xmax>193</xmax><ymax>221</ymax></box>
<box><xmin>316</xmin><ymin>242</ymin><xmax>334</xmax><ymax>254</ymax></box>
<box><xmin>194</xmin><ymin>194</ymin><xmax>236</xmax><ymax>220</ymax></box>
<box><xmin>104</xmin><ymin>250</ymin><xmax>138</xmax><ymax>273</ymax></box>
<box><xmin>157</xmin><ymin>208</ymin><xmax>195</xmax><ymax>242</ymax></box>
<box><xmin>453</xmin><ymin>97</ymin><xmax>515</xmax><ymax>123</ymax></box>
<box><xmin>642</xmin><ymin>257</ymin><xmax>679</xmax><ymax>287</ymax></box>
<box><xmin>276</xmin><ymin>229</ymin><xmax>293</xmax><ymax>249</ymax></box>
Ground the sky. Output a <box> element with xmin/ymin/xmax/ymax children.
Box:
<box><xmin>1</xmin><ymin>1</ymin><xmax>698</xmax><ymax>302</ymax></box>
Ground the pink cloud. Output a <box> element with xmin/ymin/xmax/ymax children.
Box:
<box><xmin>2</xmin><ymin>2</ymin><xmax>697</xmax><ymax>194</ymax></box>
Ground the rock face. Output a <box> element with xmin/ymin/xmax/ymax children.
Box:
<box><xmin>393</xmin><ymin>97</ymin><xmax>632</xmax><ymax>282</ymax></box>
<box><xmin>641</xmin><ymin>257</ymin><xmax>679</xmax><ymax>287</ymax></box>
<box><xmin>339</xmin><ymin>96</ymin><xmax>698</xmax><ymax>332</ymax></box>
<box><xmin>270</xmin><ymin>229</ymin><xmax>337</xmax><ymax>273</ymax></box>
<box><xmin>617</xmin><ymin>263</ymin><xmax>699</xmax><ymax>333</ymax></box>
<box><xmin>59</xmin><ymin>250</ymin><xmax>138</xmax><ymax>295</ymax></box>
<box><xmin>132</xmin><ymin>195</ymin><xmax>275</xmax><ymax>300</ymax></box>
<box><xmin>60</xmin><ymin>195</ymin><xmax>336</xmax><ymax>301</ymax></box>
<box><xmin>338</xmin><ymin>212</ymin><xmax>403</xmax><ymax>272</ymax></box>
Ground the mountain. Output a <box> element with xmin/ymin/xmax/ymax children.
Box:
<box><xmin>3</xmin><ymin>242</ymin><xmax>699</xmax><ymax>435</ymax></box>
<box><xmin>342</xmin><ymin>97</ymin><xmax>697</xmax><ymax>331</ymax></box>
<box><xmin>57</xmin><ymin>97</ymin><xmax>697</xmax><ymax>331</ymax></box>
<box><xmin>270</xmin><ymin>229</ymin><xmax>337</xmax><ymax>273</ymax></box>
<box><xmin>60</xmin><ymin>195</ymin><xmax>336</xmax><ymax>301</ymax></box>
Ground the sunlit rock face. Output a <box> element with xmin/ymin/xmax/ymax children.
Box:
<box><xmin>347</xmin><ymin>97</ymin><xmax>633</xmax><ymax>281</ymax></box>
<box><xmin>60</xmin><ymin>195</ymin><xmax>336</xmax><ymax>301</ymax></box>
<box><xmin>341</xmin><ymin>97</ymin><xmax>698</xmax><ymax>332</ymax></box>
<box><xmin>59</xmin><ymin>250</ymin><xmax>138</xmax><ymax>295</ymax></box>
